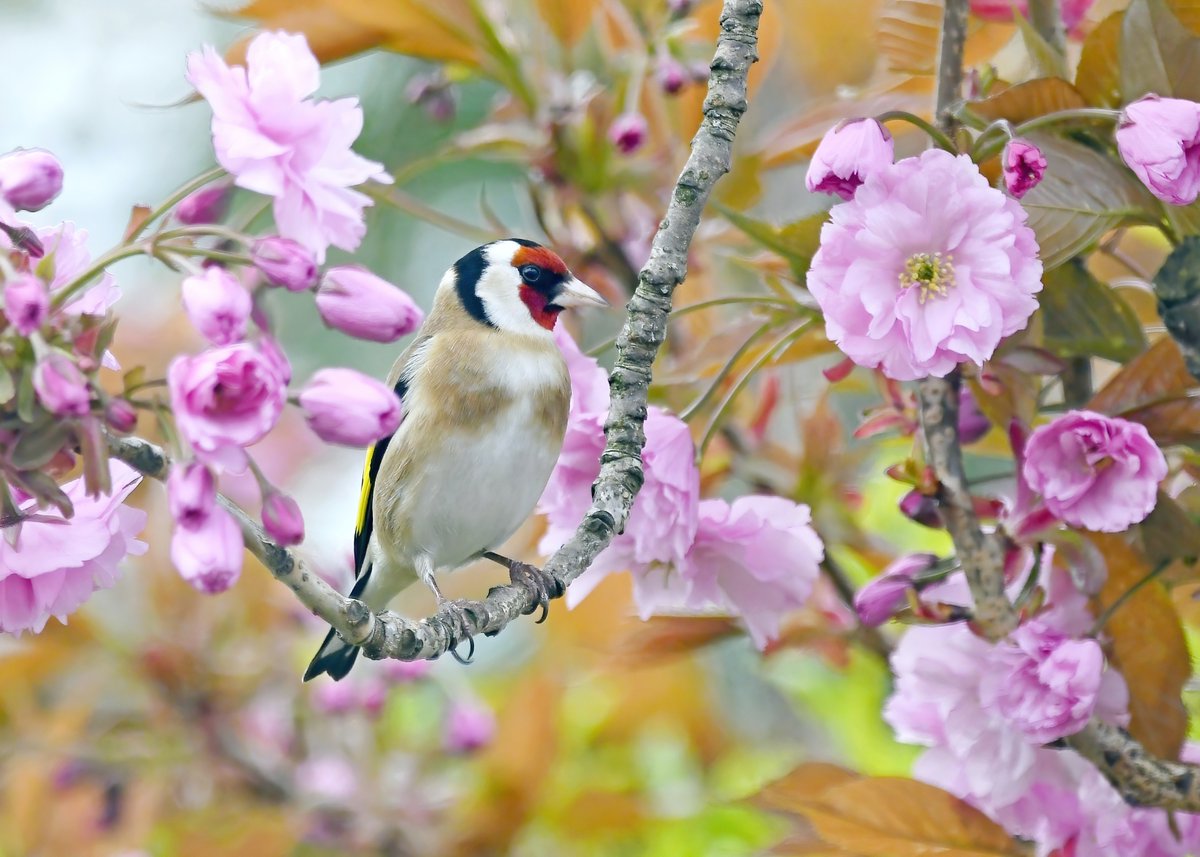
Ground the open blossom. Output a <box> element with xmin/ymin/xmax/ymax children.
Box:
<box><xmin>883</xmin><ymin>567</ymin><xmax>1200</xmax><ymax>856</ymax></box>
<box><xmin>855</xmin><ymin>553</ymin><xmax>937</xmax><ymax>626</ymax></box>
<box><xmin>0</xmin><ymin>148</ymin><xmax>63</xmax><ymax>212</ymax></box>
<box><xmin>541</xmin><ymin>328</ymin><xmax>700</xmax><ymax>609</ymax></box>
<box><xmin>170</xmin><ymin>503</ymin><xmax>243</xmax><ymax>593</ymax></box>
<box><xmin>806</xmin><ymin>118</ymin><xmax>894</xmax><ymax>200</ymax></box>
<box><xmin>681</xmin><ymin>496</ymin><xmax>824</xmax><ymax>649</ymax></box>
<box><xmin>0</xmin><ymin>460</ymin><xmax>147</xmax><ymax>635</ymax></box>
<box><xmin>186</xmin><ymin>31</ymin><xmax>391</xmax><ymax>262</ymax></box>
<box><xmin>181</xmin><ymin>266</ymin><xmax>251</xmax><ymax>345</ymax></box>
<box><xmin>980</xmin><ymin>621</ymin><xmax>1104</xmax><ymax>743</ymax></box>
<box><xmin>168</xmin><ymin>342</ymin><xmax>289</xmax><ymax>470</ymax></box>
<box><xmin>1116</xmin><ymin>94</ymin><xmax>1200</xmax><ymax>206</ymax></box>
<box><xmin>316</xmin><ymin>266</ymin><xmax>424</xmax><ymax>342</ymax></box>
<box><xmin>36</xmin><ymin>222</ymin><xmax>121</xmax><ymax>319</ymax></box>
<box><xmin>1001</xmin><ymin>139</ymin><xmax>1046</xmax><ymax>199</ymax></box>
<box><xmin>298</xmin><ymin>368</ymin><xmax>402</xmax><ymax>446</ymax></box>
<box><xmin>807</xmin><ymin>148</ymin><xmax>1043</xmax><ymax>380</ymax></box>
<box><xmin>1022</xmin><ymin>410</ymin><xmax>1166</xmax><ymax>532</ymax></box>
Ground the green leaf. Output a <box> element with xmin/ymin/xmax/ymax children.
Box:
<box><xmin>718</xmin><ymin>207</ymin><xmax>827</xmax><ymax>279</ymax></box>
<box><xmin>0</xmin><ymin>365</ymin><xmax>14</xmax><ymax>406</ymax></box>
<box><xmin>1020</xmin><ymin>133</ymin><xmax>1158</xmax><ymax>270</ymax></box>
<box><xmin>1154</xmin><ymin>237</ymin><xmax>1200</xmax><ymax>380</ymax></box>
<box><xmin>1121</xmin><ymin>0</ymin><xmax>1200</xmax><ymax>102</ymax></box>
<box><xmin>1038</xmin><ymin>259</ymin><xmax>1147</xmax><ymax>360</ymax></box>
<box><xmin>10</xmin><ymin>421</ymin><xmax>72</xmax><ymax>470</ymax></box>
<box><xmin>1015</xmin><ymin>13</ymin><xmax>1068</xmax><ymax>78</ymax></box>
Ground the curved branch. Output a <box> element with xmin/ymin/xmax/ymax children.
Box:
<box><xmin>106</xmin><ymin>0</ymin><xmax>763</xmax><ymax>664</ymax></box>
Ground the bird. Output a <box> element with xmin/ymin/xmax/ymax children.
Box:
<box><xmin>304</xmin><ymin>239</ymin><xmax>608</xmax><ymax>681</ymax></box>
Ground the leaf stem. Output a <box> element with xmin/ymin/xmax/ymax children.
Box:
<box><xmin>875</xmin><ymin>110</ymin><xmax>957</xmax><ymax>151</ymax></box>
<box><xmin>128</xmin><ymin>166</ymin><xmax>225</xmax><ymax>242</ymax></box>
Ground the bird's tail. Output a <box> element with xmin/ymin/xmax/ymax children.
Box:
<box><xmin>302</xmin><ymin>565</ymin><xmax>372</xmax><ymax>682</ymax></box>
<box><xmin>303</xmin><ymin>627</ymin><xmax>360</xmax><ymax>682</ymax></box>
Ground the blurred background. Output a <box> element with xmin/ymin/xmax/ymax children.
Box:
<box><xmin>0</xmin><ymin>0</ymin><xmax>1006</xmax><ymax>853</ymax></box>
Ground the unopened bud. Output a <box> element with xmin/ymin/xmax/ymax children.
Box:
<box><xmin>175</xmin><ymin>183</ymin><xmax>232</xmax><ymax>225</ymax></box>
<box><xmin>609</xmin><ymin>112</ymin><xmax>649</xmax><ymax>155</ymax></box>
<box><xmin>899</xmin><ymin>489</ymin><xmax>943</xmax><ymax>528</ymax></box>
<box><xmin>656</xmin><ymin>56</ymin><xmax>687</xmax><ymax>95</ymax></box>
<box><xmin>0</xmin><ymin>148</ymin><xmax>63</xmax><ymax>212</ymax></box>
<box><xmin>251</xmin><ymin>237</ymin><xmax>318</xmax><ymax>292</ymax></box>
<box><xmin>105</xmin><ymin>398</ymin><xmax>138</xmax><ymax>434</ymax></box>
<box><xmin>262</xmin><ymin>491</ymin><xmax>304</xmax><ymax>547</ymax></box>
<box><xmin>4</xmin><ymin>273</ymin><xmax>48</xmax><ymax>336</ymax></box>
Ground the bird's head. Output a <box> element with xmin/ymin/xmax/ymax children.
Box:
<box><xmin>448</xmin><ymin>239</ymin><xmax>607</xmax><ymax>335</ymax></box>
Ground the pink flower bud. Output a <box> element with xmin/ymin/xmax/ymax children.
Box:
<box><xmin>1116</xmin><ymin>94</ymin><xmax>1200</xmax><ymax>206</ymax></box>
<box><xmin>181</xmin><ymin>266</ymin><xmax>252</xmax><ymax>346</ymax></box>
<box><xmin>443</xmin><ymin>700</ymin><xmax>495</xmax><ymax>753</ymax></box>
<box><xmin>316</xmin><ymin>266</ymin><xmax>424</xmax><ymax>343</ymax></box>
<box><xmin>854</xmin><ymin>553</ymin><xmax>937</xmax><ymax>626</ymax></box>
<box><xmin>0</xmin><ymin>148</ymin><xmax>63</xmax><ymax>212</ymax></box>
<box><xmin>33</xmin><ymin>353</ymin><xmax>91</xmax><ymax>417</ymax></box>
<box><xmin>667</xmin><ymin>0</ymin><xmax>693</xmax><ymax>15</ymax></box>
<box><xmin>1002</xmin><ymin>138</ymin><xmax>1047</xmax><ymax>199</ymax></box>
<box><xmin>251</xmin><ymin>237</ymin><xmax>318</xmax><ymax>291</ymax></box>
<box><xmin>168</xmin><ymin>462</ymin><xmax>217</xmax><ymax>529</ymax></box>
<box><xmin>806</xmin><ymin>118</ymin><xmax>894</xmax><ymax>200</ymax></box>
<box><xmin>656</xmin><ymin>56</ymin><xmax>687</xmax><ymax>95</ymax></box>
<box><xmin>105</xmin><ymin>398</ymin><xmax>138</xmax><ymax>434</ymax></box>
<box><xmin>381</xmin><ymin>658</ymin><xmax>432</xmax><ymax>683</ymax></box>
<box><xmin>262</xmin><ymin>491</ymin><xmax>304</xmax><ymax>546</ymax></box>
<box><xmin>170</xmin><ymin>503</ymin><xmax>244</xmax><ymax>593</ymax></box>
<box><xmin>609</xmin><ymin>113</ymin><xmax>649</xmax><ymax>155</ymax></box>
<box><xmin>359</xmin><ymin>679</ymin><xmax>388</xmax><ymax>717</ymax></box>
<box><xmin>298</xmin><ymin>368</ymin><xmax>403</xmax><ymax>447</ymax></box>
<box><xmin>958</xmin><ymin>386</ymin><xmax>991</xmax><ymax>444</ymax></box>
<box><xmin>899</xmin><ymin>489</ymin><xmax>943</xmax><ymax>528</ymax></box>
<box><xmin>0</xmin><ymin>222</ymin><xmax>44</xmax><ymax>258</ymax></box>
<box><xmin>405</xmin><ymin>74</ymin><xmax>457</xmax><ymax>123</ymax></box>
<box><xmin>175</xmin><ymin>183</ymin><xmax>232</xmax><ymax>225</ymax></box>
<box><xmin>4</xmin><ymin>273</ymin><xmax>48</xmax><ymax>336</ymax></box>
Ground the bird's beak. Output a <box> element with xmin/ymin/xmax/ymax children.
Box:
<box><xmin>554</xmin><ymin>276</ymin><xmax>609</xmax><ymax>309</ymax></box>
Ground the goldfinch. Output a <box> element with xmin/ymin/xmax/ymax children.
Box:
<box><xmin>304</xmin><ymin>239</ymin><xmax>607</xmax><ymax>681</ymax></box>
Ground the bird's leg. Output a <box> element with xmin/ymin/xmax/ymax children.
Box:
<box><xmin>419</xmin><ymin>558</ymin><xmax>475</xmax><ymax>664</ymax></box>
<box><xmin>481</xmin><ymin>551</ymin><xmax>563</xmax><ymax>623</ymax></box>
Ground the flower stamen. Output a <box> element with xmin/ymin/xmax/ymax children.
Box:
<box><xmin>900</xmin><ymin>252</ymin><xmax>955</xmax><ymax>303</ymax></box>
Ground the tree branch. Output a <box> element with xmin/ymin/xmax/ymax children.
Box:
<box><xmin>918</xmin><ymin>0</ymin><xmax>1200</xmax><ymax>815</ymax></box>
<box><xmin>106</xmin><ymin>0</ymin><xmax>762</xmax><ymax>664</ymax></box>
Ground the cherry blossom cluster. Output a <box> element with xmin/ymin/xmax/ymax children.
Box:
<box><xmin>538</xmin><ymin>329</ymin><xmax>824</xmax><ymax>648</ymax></box>
<box><xmin>0</xmin><ymin>31</ymin><xmax>425</xmax><ymax>632</ymax></box>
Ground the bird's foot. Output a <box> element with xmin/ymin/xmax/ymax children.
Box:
<box><xmin>508</xmin><ymin>561</ymin><xmax>564</xmax><ymax>624</ymax></box>
<box><xmin>431</xmin><ymin>599</ymin><xmax>476</xmax><ymax>664</ymax></box>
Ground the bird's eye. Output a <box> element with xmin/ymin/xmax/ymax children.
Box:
<box><xmin>519</xmin><ymin>265</ymin><xmax>542</xmax><ymax>284</ymax></box>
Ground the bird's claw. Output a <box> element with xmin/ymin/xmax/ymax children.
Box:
<box><xmin>508</xmin><ymin>561</ymin><xmax>562</xmax><ymax>624</ymax></box>
<box><xmin>432</xmin><ymin>599</ymin><xmax>476</xmax><ymax>664</ymax></box>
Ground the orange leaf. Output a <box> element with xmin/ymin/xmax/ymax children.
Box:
<box><xmin>230</xmin><ymin>1</ymin><xmax>389</xmax><ymax>65</ymax></box>
<box><xmin>1088</xmin><ymin>336</ymin><xmax>1200</xmax><ymax>446</ymax></box>
<box><xmin>1075</xmin><ymin>11</ymin><xmax>1123</xmax><ymax>106</ymax></box>
<box><xmin>795</xmin><ymin>777</ymin><xmax>1027</xmax><ymax>857</ymax></box>
<box><xmin>535</xmin><ymin>0</ymin><xmax>599</xmax><ymax>48</ymax></box>
<box><xmin>1089</xmin><ymin>533</ymin><xmax>1189</xmax><ymax>760</ymax></box>
<box><xmin>754</xmin><ymin>762</ymin><xmax>862</xmax><ymax>815</ymax></box>
<box><xmin>970</xmin><ymin>77</ymin><xmax>1088</xmax><ymax>124</ymax></box>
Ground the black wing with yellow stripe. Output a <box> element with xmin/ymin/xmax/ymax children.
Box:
<box><xmin>352</xmin><ymin>377</ymin><xmax>408</xmax><ymax>580</ymax></box>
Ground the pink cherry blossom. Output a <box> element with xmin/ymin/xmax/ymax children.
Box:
<box><xmin>1116</xmin><ymin>94</ymin><xmax>1200</xmax><ymax>206</ymax></box>
<box><xmin>680</xmin><ymin>496</ymin><xmax>824</xmax><ymax>648</ymax></box>
<box><xmin>805</xmin><ymin>118</ymin><xmax>894</xmax><ymax>200</ymax></box>
<box><xmin>855</xmin><ymin>553</ymin><xmax>937</xmax><ymax>626</ymax></box>
<box><xmin>251</xmin><ymin>237</ymin><xmax>318</xmax><ymax>291</ymax></box>
<box><xmin>609</xmin><ymin>112</ymin><xmax>649</xmax><ymax>154</ymax></box>
<box><xmin>186</xmin><ymin>31</ymin><xmax>392</xmax><ymax>262</ymax></box>
<box><xmin>296</xmin><ymin>755</ymin><xmax>358</xmax><ymax>803</ymax></box>
<box><xmin>0</xmin><ymin>459</ymin><xmax>147</xmax><ymax>635</ymax></box>
<box><xmin>1002</xmin><ymin>138</ymin><xmax>1047</xmax><ymax>199</ymax></box>
<box><xmin>0</xmin><ymin>148</ymin><xmax>63</xmax><ymax>212</ymax></box>
<box><xmin>883</xmin><ymin>566</ymin><xmax>1200</xmax><ymax>857</ymax></box>
<box><xmin>36</xmin><ymin>222</ymin><xmax>121</xmax><ymax>320</ymax></box>
<box><xmin>168</xmin><ymin>461</ymin><xmax>216</xmax><ymax>529</ymax></box>
<box><xmin>180</xmin><ymin>266</ymin><xmax>252</xmax><ymax>346</ymax></box>
<box><xmin>806</xmin><ymin>148</ymin><xmax>1043</xmax><ymax>380</ymax></box>
<box><xmin>979</xmin><ymin>620</ymin><xmax>1104</xmax><ymax>743</ymax></box>
<box><xmin>540</xmin><ymin>331</ymin><xmax>699</xmax><ymax>609</ymax></box>
<box><xmin>170</xmin><ymin>503</ymin><xmax>243</xmax><ymax>593</ymax></box>
<box><xmin>1022</xmin><ymin>410</ymin><xmax>1166</xmax><ymax>532</ymax></box>
<box><xmin>262</xmin><ymin>491</ymin><xmax>304</xmax><ymax>546</ymax></box>
<box><xmin>168</xmin><ymin>342</ymin><xmax>289</xmax><ymax>470</ymax></box>
<box><xmin>175</xmin><ymin>183</ymin><xmax>231</xmax><ymax>225</ymax></box>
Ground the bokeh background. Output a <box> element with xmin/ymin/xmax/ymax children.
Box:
<box><xmin>0</xmin><ymin>0</ymin><xmax>1110</xmax><ymax>854</ymax></box>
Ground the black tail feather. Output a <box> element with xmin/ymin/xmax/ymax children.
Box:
<box><xmin>302</xmin><ymin>565</ymin><xmax>373</xmax><ymax>682</ymax></box>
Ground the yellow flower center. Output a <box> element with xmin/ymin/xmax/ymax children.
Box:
<box><xmin>900</xmin><ymin>252</ymin><xmax>955</xmax><ymax>303</ymax></box>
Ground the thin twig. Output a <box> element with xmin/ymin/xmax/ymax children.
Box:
<box><xmin>106</xmin><ymin>0</ymin><xmax>763</xmax><ymax>665</ymax></box>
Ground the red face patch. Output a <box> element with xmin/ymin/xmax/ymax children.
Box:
<box><xmin>512</xmin><ymin>245</ymin><xmax>568</xmax><ymax>275</ymax></box>
<box><xmin>519</xmin><ymin>285</ymin><xmax>561</xmax><ymax>330</ymax></box>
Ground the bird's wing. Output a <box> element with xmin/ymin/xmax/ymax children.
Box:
<box><xmin>351</xmin><ymin>336</ymin><xmax>431</xmax><ymax>582</ymax></box>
